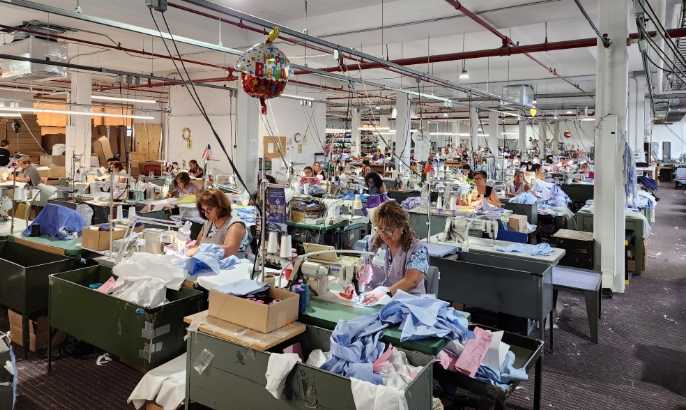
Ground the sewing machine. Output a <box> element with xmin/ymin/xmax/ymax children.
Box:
<box><xmin>0</xmin><ymin>197</ymin><xmax>12</xmax><ymax>221</ymax></box>
<box><xmin>291</xmin><ymin>243</ymin><xmax>363</xmax><ymax>296</ymax></box>
<box><xmin>321</xmin><ymin>195</ymin><xmax>367</xmax><ymax>225</ymax></box>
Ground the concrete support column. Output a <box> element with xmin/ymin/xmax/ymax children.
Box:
<box><xmin>394</xmin><ymin>92</ymin><xmax>412</xmax><ymax>171</ymax></box>
<box><xmin>552</xmin><ymin>122</ymin><xmax>560</xmax><ymax>154</ymax></box>
<box><xmin>469</xmin><ymin>107</ymin><xmax>479</xmax><ymax>155</ymax></box>
<box><xmin>66</xmin><ymin>72</ymin><xmax>92</xmax><ymax>177</ymax></box>
<box><xmin>594</xmin><ymin>0</ymin><xmax>629</xmax><ymax>293</ymax></box>
<box><xmin>538</xmin><ymin>121</ymin><xmax>546</xmax><ymax>159</ymax></box>
<box><xmin>488</xmin><ymin>111</ymin><xmax>499</xmax><ymax>155</ymax></box>
<box><xmin>518</xmin><ymin>119</ymin><xmax>527</xmax><ymax>154</ymax></box>
<box><xmin>236</xmin><ymin>84</ymin><xmax>259</xmax><ymax>192</ymax></box>
<box><xmin>628</xmin><ymin>75</ymin><xmax>646</xmax><ymax>160</ymax></box>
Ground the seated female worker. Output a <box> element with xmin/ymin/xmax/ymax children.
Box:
<box><xmin>186</xmin><ymin>188</ymin><xmax>253</xmax><ymax>260</ymax></box>
<box><xmin>473</xmin><ymin>170</ymin><xmax>501</xmax><ymax>207</ymax></box>
<box><xmin>359</xmin><ymin>201</ymin><xmax>428</xmax><ymax>305</ymax></box>
<box><xmin>167</xmin><ymin>172</ymin><xmax>201</xmax><ymax>198</ymax></box>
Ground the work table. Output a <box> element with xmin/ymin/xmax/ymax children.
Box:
<box><xmin>425</xmin><ymin>233</ymin><xmax>566</xmax><ymax>265</ymax></box>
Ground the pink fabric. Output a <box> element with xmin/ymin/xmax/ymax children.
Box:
<box><xmin>436</xmin><ymin>349</ymin><xmax>459</xmax><ymax>371</ymax></box>
<box><xmin>373</xmin><ymin>344</ymin><xmax>394</xmax><ymax>373</ymax></box>
<box><xmin>454</xmin><ymin>327</ymin><xmax>493</xmax><ymax>377</ymax></box>
<box><xmin>96</xmin><ymin>276</ymin><xmax>117</xmax><ymax>294</ymax></box>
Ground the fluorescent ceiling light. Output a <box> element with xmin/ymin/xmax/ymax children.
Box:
<box><xmin>0</xmin><ymin>113</ymin><xmax>21</xmax><ymax>117</ymax></box>
<box><xmin>325</xmin><ymin>128</ymin><xmax>351</xmax><ymax>132</ymax></box>
<box><xmin>580</xmin><ymin>118</ymin><xmax>596</xmax><ymax>122</ymax></box>
<box><xmin>280</xmin><ymin>94</ymin><xmax>314</xmax><ymax>101</ymax></box>
<box><xmin>502</xmin><ymin>132</ymin><xmax>520</xmax><ymax>135</ymax></box>
<box><xmin>91</xmin><ymin>95</ymin><xmax>157</xmax><ymax>104</ymax></box>
<box><xmin>0</xmin><ymin>106</ymin><xmax>154</xmax><ymax>120</ymax></box>
<box><xmin>358</xmin><ymin>127</ymin><xmax>389</xmax><ymax>130</ymax></box>
<box><xmin>375</xmin><ymin>106</ymin><xmax>381</xmax><ymax>110</ymax></box>
<box><xmin>443</xmin><ymin>113</ymin><xmax>449</xmax><ymax>117</ymax></box>
<box><xmin>566</xmin><ymin>110</ymin><xmax>574</xmax><ymax>114</ymax></box>
<box><xmin>459</xmin><ymin>68</ymin><xmax>470</xmax><ymax>79</ymax></box>
<box><xmin>456</xmin><ymin>133</ymin><xmax>489</xmax><ymax>137</ymax></box>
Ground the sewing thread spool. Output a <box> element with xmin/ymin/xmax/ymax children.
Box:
<box><xmin>116</xmin><ymin>204</ymin><xmax>124</xmax><ymax>221</ymax></box>
<box><xmin>267</xmin><ymin>231</ymin><xmax>279</xmax><ymax>254</ymax></box>
<box><xmin>436</xmin><ymin>195</ymin><xmax>443</xmax><ymax>212</ymax></box>
<box><xmin>280</xmin><ymin>234</ymin><xmax>292</xmax><ymax>258</ymax></box>
<box><xmin>128</xmin><ymin>206</ymin><xmax>136</xmax><ymax>220</ymax></box>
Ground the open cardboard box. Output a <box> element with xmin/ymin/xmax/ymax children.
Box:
<box><xmin>8</xmin><ymin>309</ymin><xmax>65</xmax><ymax>352</ymax></box>
<box><xmin>81</xmin><ymin>224</ymin><xmax>144</xmax><ymax>251</ymax></box>
<box><xmin>208</xmin><ymin>287</ymin><xmax>299</xmax><ymax>334</ymax></box>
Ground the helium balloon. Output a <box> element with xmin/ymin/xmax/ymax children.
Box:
<box><xmin>235</xmin><ymin>27</ymin><xmax>292</xmax><ymax>115</ymax></box>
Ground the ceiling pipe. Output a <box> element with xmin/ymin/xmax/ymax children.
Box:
<box><xmin>0</xmin><ymin>23</ymin><xmax>233</xmax><ymax>73</ymax></box>
<box><xmin>95</xmin><ymin>75</ymin><xmax>237</xmax><ymax>91</ymax></box>
<box><xmin>444</xmin><ymin>0</ymin><xmax>585</xmax><ymax>92</ymax></box>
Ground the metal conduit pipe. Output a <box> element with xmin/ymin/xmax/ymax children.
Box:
<box><xmin>0</xmin><ymin>23</ymin><xmax>233</xmax><ymax>73</ymax></box>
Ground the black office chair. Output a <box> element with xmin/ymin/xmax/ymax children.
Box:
<box><xmin>425</xmin><ymin>265</ymin><xmax>440</xmax><ymax>295</ymax></box>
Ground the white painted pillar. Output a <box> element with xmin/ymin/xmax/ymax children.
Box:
<box><xmin>66</xmin><ymin>72</ymin><xmax>92</xmax><ymax>177</ymax></box>
<box><xmin>236</xmin><ymin>85</ymin><xmax>259</xmax><ymax>193</ymax></box>
<box><xmin>628</xmin><ymin>75</ymin><xmax>646</xmax><ymax>161</ymax></box>
<box><xmin>469</xmin><ymin>107</ymin><xmax>479</xmax><ymax>154</ymax></box>
<box><xmin>487</xmin><ymin>111</ymin><xmax>499</xmax><ymax>154</ymax></box>
<box><xmin>538</xmin><ymin>121</ymin><xmax>546</xmax><ymax>159</ymax></box>
<box><xmin>654</xmin><ymin>0</ymin><xmax>666</xmax><ymax>94</ymax></box>
<box><xmin>594</xmin><ymin>0</ymin><xmax>629</xmax><ymax>293</ymax></box>
<box><xmin>351</xmin><ymin>109</ymin><xmax>361</xmax><ymax>157</ymax></box>
<box><xmin>394</xmin><ymin>92</ymin><xmax>412</xmax><ymax>170</ymax></box>
<box><xmin>518</xmin><ymin>119</ymin><xmax>527</xmax><ymax>153</ymax></box>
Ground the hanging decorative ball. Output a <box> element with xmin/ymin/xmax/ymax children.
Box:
<box><xmin>563</xmin><ymin>130</ymin><xmax>572</xmax><ymax>139</ymax></box>
<box><xmin>234</xmin><ymin>27</ymin><xmax>292</xmax><ymax>115</ymax></box>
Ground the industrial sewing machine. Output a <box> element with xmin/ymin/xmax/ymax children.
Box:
<box><xmin>290</xmin><ymin>243</ymin><xmax>365</xmax><ymax>296</ymax></box>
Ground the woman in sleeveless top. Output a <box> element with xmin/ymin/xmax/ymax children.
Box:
<box><xmin>186</xmin><ymin>188</ymin><xmax>253</xmax><ymax>260</ymax></box>
<box><xmin>167</xmin><ymin>172</ymin><xmax>200</xmax><ymax>198</ymax></box>
<box><xmin>507</xmin><ymin>170</ymin><xmax>535</xmax><ymax>197</ymax></box>
<box><xmin>473</xmin><ymin>170</ymin><xmax>501</xmax><ymax>207</ymax></box>
<box><xmin>359</xmin><ymin>201</ymin><xmax>428</xmax><ymax>305</ymax></box>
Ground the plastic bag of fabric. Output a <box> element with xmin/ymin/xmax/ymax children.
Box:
<box><xmin>400</xmin><ymin>197</ymin><xmax>422</xmax><ymax>211</ymax></box>
<box><xmin>22</xmin><ymin>204</ymin><xmax>85</xmax><ymax>240</ymax></box>
<box><xmin>75</xmin><ymin>203</ymin><xmax>94</xmax><ymax>225</ymax></box>
<box><xmin>113</xmin><ymin>253</ymin><xmax>186</xmax><ymax>290</ymax></box>
<box><xmin>110</xmin><ymin>277</ymin><xmax>168</xmax><ymax>308</ymax></box>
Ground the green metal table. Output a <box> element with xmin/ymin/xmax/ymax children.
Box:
<box><xmin>9</xmin><ymin>235</ymin><xmax>88</xmax><ymax>256</ymax></box>
<box><xmin>298</xmin><ymin>295</ymin><xmax>471</xmax><ymax>356</ymax></box>
<box><xmin>560</xmin><ymin>183</ymin><xmax>594</xmax><ymax>203</ymax></box>
<box><xmin>287</xmin><ymin>220</ymin><xmax>353</xmax><ymax>249</ymax></box>
<box><xmin>576</xmin><ymin>208</ymin><xmax>645</xmax><ymax>275</ymax></box>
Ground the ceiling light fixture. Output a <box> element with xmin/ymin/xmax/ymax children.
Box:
<box><xmin>459</xmin><ymin>68</ymin><xmax>470</xmax><ymax>79</ymax></box>
<box><xmin>443</xmin><ymin>113</ymin><xmax>449</xmax><ymax>117</ymax></box>
<box><xmin>280</xmin><ymin>94</ymin><xmax>315</xmax><ymax>101</ymax></box>
<box><xmin>0</xmin><ymin>113</ymin><xmax>21</xmax><ymax>117</ymax></box>
<box><xmin>91</xmin><ymin>95</ymin><xmax>157</xmax><ymax>104</ymax></box>
<box><xmin>566</xmin><ymin>110</ymin><xmax>574</xmax><ymax>114</ymax></box>
<box><xmin>375</xmin><ymin>106</ymin><xmax>381</xmax><ymax>110</ymax></box>
<box><xmin>0</xmin><ymin>106</ymin><xmax>154</xmax><ymax>120</ymax></box>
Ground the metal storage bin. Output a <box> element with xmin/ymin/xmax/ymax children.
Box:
<box><xmin>0</xmin><ymin>240</ymin><xmax>76</xmax><ymax>356</ymax></box>
<box><xmin>186</xmin><ymin>325</ymin><xmax>434</xmax><ymax>410</ymax></box>
<box><xmin>49</xmin><ymin>265</ymin><xmax>204</xmax><ymax>372</ymax></box>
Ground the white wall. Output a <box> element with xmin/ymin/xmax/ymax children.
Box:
<box><xmin>652</xmin><ymin>122</ymin><xmax>686</xmax><ymax>160</ymax></box>
<box><xmin>167</xmin><ymin>86</ymin><xmax>236</xmax><ymax>175</ymax></box>
<box><xmin>258</xmin><ymin>97</ymin><xmax>327</xmax><ymax>179</ymax></box>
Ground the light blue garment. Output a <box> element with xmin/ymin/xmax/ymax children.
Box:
<box><xmin>494</xmin><ymin>242</ymin><xmax>552</xmax><ymax>256</ymax></box>
<box><xmin>23</xmin><ymin>204</ymin><xmax>86</xmax><ymax>240</ymax></box>
<box><xmin>509</xmin><ymin>192</ymin><xmax>537</xmax><ymax>204</ymax></box>
<box><xmin>234</xmin><ymin>207</ymin><xmax>256</xmax><ymax>224</ymax></box>
<box><xmin>474</xmin><ymin>351</ymin><xmax>528</xmax><ymax>389</ymax></box>
<box><xmin>378</xmin><ymin>291</ymin><xmax>473</xmax><ymax>343</ymax></box>
<box><xmin>422</xmin><ymin>242</ymin><xmax>458</xmax><ymax>258</ymax></box>
<box><xmin>183</xmin><ymin>243</ymin><xmax>248</xmax><ymax>275</ymax></box>
<box><xmin>320</xmin><ymin>291</ymin><xmax>473</xmax><ymax>385</ymax></box>
<box><xmin>320</xmin><ymin>314</ymin><xmax>386</xmax><ymax>385</ymax></box>
<box><xmin>214</xmin><ymin>278</ymin><xmax>269</xmax><ymax>296</ymax></box>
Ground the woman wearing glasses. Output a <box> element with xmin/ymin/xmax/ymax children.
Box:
<box><xmin>473</xmin><ymin>170</ymin><xmax>501</xmax><ymax>207</ymax></box>
<box><xmin>359</xmin><ymin>201</ymin><xmax>428</xmax><ymax>305</ymax></box>
<box><xmin>186</xmin><ymin>188</ymin><xmax>253</xmax><ymax>260</ymax></box>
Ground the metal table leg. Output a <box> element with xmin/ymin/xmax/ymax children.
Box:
<box><xmin>534</xmin><ymin>355</ymin><xmax>542</xmax><ymax>410</ymax></box>
<box><xmin>549</xmin><ymin>310</ymin><xmax>554</xmax><ymax>353</ymax></box>
<box><xmin>185</xmin><ymin>329</ymin><xmax>192</xmax><ymax>410</ymax></box>
<box><xmin>22</xmin><ymin>314</ymin><xmax>29</xmax><ymax>359</ymax></box>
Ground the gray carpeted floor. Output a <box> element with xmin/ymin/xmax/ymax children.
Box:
<box><xmin>2</xmin><ymin>183</ymin><xmax>685</xmax><ymax>410</ymax></box>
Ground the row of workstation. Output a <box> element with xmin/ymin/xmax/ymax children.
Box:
<box><xmin>1</xmin><ymin>192</ymin><xmax>580</xmax><ymax>410</ymax></box>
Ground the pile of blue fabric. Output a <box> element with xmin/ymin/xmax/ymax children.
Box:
<box><xmin>544</xmin><ymin>185</ymin><xmax>570</xmax><ymax>208</ymax></box>
<box><xmin>493</xmin><ymin>242</ymin><xmax>552</xmax><ymax>256</ymax></box>
<box><xmin>183</xmin><ymin>243</ymin><xmax>248</xmax><ymax>275</ymax></box>
<box><xmin>23</xmin><ymin>204</ymin><xmax>85</xmax><ymax>240</ymax></box>
<box><xmin>400</xmin><ymin>197</ymin><xmax>422</xmax><ymax>211</ymax></box>
<box><xmin>320</xmin><ymin>291</ymin><xmax>473</xmax><ymax>384</ymax></box>
<box><xmin>233</xmin><ymin>207</ymin><xmax>256</xmax><ymax>225</ymax></box>
<box><xmin>509</xmin><ymin>192</ymin><xmax>537</xmax><ymax>205</ymax></box>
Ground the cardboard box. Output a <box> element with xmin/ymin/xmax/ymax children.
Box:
<box><xmin>8</xmin><ymin>310</ymin><xmax>65</xmax><ymax>352</ymax></box>
<box><xmin>52</xmin><ymin>155</ymin><xmax>65</xmax><ymax>167</ymax></box>
<box><xmin>208</xmin><ymin>288</ymin><xmax>299</xmax><ymax>333</ymax></box>
<box><xmin>507</xmin><ymin>214</ymin><xmax>528</xmax><ymax>234</ymax></box>
<box><xmin>40</xmin><ymin>154</ymin><xmax>52</xmax><ymax>166</ymax></box>
<box><xmin>81</xmin><ymin>224</ymin><xmax>143</xmax><ymax>251</ymax></box>
<box><xmin>146</xmin><ymin>401</ymin><xmax>164</xmax><ymax>410</ymax></box>
<box><xmin>627</xmin><ymin>260</ymin><xmax>636</xmax><ymax>272</ymax></box>
<box><xmin>49</xmin><ymin>165</ymin><xmax>66</xmax><ymax>178</ymax></box>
